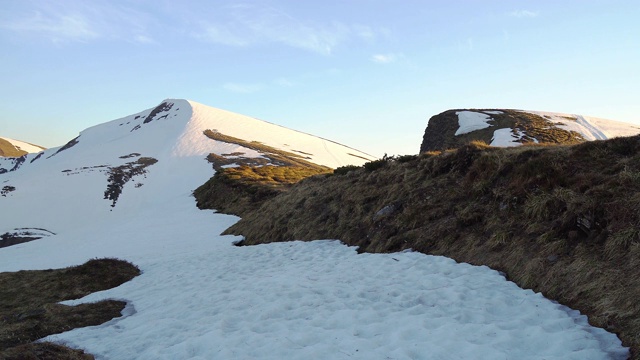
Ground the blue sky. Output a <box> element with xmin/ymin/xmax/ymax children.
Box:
<box><xmin>1</xmin><ymin>1</ymin><xmax>638</xmax><ymax>156</ymax></box>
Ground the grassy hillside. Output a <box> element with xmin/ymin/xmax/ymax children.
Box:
<box><xmin>197</xmin><ymin>136</ymin><xmax>640</xmax><ymax>358</ymax></box>
<box><xmin>0</xmin><ymin>138</ymin><xmax>28</xmax><ymax>158</ymax></box>
<box><xmin>194</xmin><ymin>130</ymin><xmax>332</xmax><ymax>215</ymax></box>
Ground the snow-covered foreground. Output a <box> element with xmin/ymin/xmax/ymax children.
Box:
<box><xmin>0</xmin><ymin>200</ymin><xmax>626</xmax><ymax>359</ymax></box>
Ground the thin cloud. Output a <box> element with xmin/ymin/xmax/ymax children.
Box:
<box><xmin>371</xmin><ymin>53</ymin><xmax>403</xmax><ymax>64</ymax></box>
<box><xmin>133</xmin><ymin>35</ymin><xmax>156</xmax><ymax>44</ymax></box>
<box><xmin>274</xmin><ymin>78</ymin><xmax>294</xmax><ymax>87</ymax></box>
<box><xmin>193</xmin><ymin>4</ymin><xmax>385</xmax><ymax>55</ymax></box>
<box><xmin>2</xmin><ymin>2</ymin><xmax>156</xmax><ymax>44</ymax></box>
<box><xmin>354</xmin><ymin>24</ymin><xmax>376</xmax><ymax>42</ymax></box>
<box><xmin>3</xmin><ymin>2</ymin><xmax>383</xmax><ymax>53</ymax></box>
<box><xmin>196</xmin><ymin>24</ymin><xmax>250</xmax><ymax>47</ymax></box>
<box><xmin>223</xmin><ymin>82</ymin><xmax>263</xmax><ymax>94</ymax></box>
<box><xmin>3</xmin><ymin>11</ymin><xmax>99</xmax><ymax>42</ymax></box>
<box><xmin>509</xmin><ymin>10</ymin><xmax>539</xmax><ymax>18</ymax></box>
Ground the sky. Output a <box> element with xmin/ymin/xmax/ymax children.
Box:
<box><xmin>0</xmin><ymin>0</ymin><xmax>638</xmax><ymax>157</ymax></box>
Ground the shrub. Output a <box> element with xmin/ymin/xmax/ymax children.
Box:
<box><xmin>363</xmin><ymin>159</ymin><xmax>387</xmax><ymax>171</ymax></box>
<box><xmin>395</xmin><ymin>154</ymin><xmax>418</xmax><ymax>163</ymax></box>
<box><xmin>334</xmin><ymin>165</ymin><xmax>360</xmax><ymax>175</ymax></box>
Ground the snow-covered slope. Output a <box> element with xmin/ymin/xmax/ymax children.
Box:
<box><xmin>0</xmin><ymin>100</ymin><xmax>629</xmax><ymax>359</ymax></box>
<box><xmin>0</xmin><ymin>99</ymin><xmax>375</xmax><ymax>233</ymax></box>
<box><xmin>523</xmin><ymin>111</ymin><xmax>640</xmax><ymax>141</ymax></box>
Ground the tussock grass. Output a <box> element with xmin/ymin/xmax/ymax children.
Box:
<box><xmin>0</xmin><ymin>258</ymin><xmax>140</xmax><ymax>357</ymax></box>
<box><xmin>213</xmin><ymin>135</ymin><xmax>640</xmax><ymax>358</ymax></box>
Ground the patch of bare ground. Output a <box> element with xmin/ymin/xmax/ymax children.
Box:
<box><xmin>104</xmin><ymin>157</ymin><xmax>158</xmax><ymax>207</ymax></box>
<box><xmin>201</xmin><ymin>136</ymin><xmax>640</xmax><ymax>358</ymax></box>
<box><xmin>0</xmin><ymin>258</ymin><xmax>140</xmax><ymax>358</ymax></box>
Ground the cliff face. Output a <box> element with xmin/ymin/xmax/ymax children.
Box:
<box><xmin>419</xmin><ymin>109</ymin><xmax>587</xmax><ymax>152</ymax></box>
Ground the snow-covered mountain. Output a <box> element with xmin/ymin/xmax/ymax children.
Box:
<box><xmin>0</xmin><ymin>99</ymin><xmax>375</xmax><ymax>235</ymax></box>
<box><xmin>420</xmin><ymin>109</ymin><xmax>640</xmax><ymax>152</ymax></box>
<box><xmin>0</xmin><ymin>100</ymin><xmax>629</xmax><ymax>359</ymax></box>
<box><xmin>0</xmin><ymin>136</ymin><xmax>45</xmax><ymax>157</ymax></box>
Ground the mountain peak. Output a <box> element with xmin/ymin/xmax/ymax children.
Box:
<box><xmin>0</xmin><ymin>99</ymin><xmax>374</xmax><ymax>229</ymax></box>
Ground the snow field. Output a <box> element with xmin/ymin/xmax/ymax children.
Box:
<box><xmin>37</xmin><ymin>217</ymin><xmax>625</xmax><ymax>359</ymax></box>
<box><xmin>0</xmin><ymin>174</ymin><xmax>627</xmax><ymax>359</ymax></box>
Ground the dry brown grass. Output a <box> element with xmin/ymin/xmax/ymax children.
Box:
<box><xmin>210</xmin><ymin>137</ymin><xmax>640</xmax><ymax>358</ymax></box>
<box><xmin>0</xmin><ymin>139</ymin><xmax>28</xmax><ymax>158</ymax></box>
<box><xmin>203</xmin><ymin>130</ymin><xmax>329</xmax><ymax>170</ymax></box>
<box><xmin>0</xmin><ymin>342</ymin><xmax>93</xmax><ymax>359</ymax></box>
<box><xmin>0</xmin><ymin>258</ymin><xmax>140</xmax><ymax>358</ymax></box>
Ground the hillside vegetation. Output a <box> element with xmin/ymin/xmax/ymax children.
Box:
<box><xmin>196</xmin><ymin>136</ymin><xmax>640</xmax><ymax>358</ymax></box>
<box><xmin>0</xmin><ymin>139</ymin><xmax>28</xmax><ymax>158</ymax></box>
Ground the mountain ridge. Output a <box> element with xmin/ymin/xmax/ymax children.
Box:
<box><xmin>420</xmin><ymin>109</ymin><xmax>640</xmax><ymax>152</ymax></box>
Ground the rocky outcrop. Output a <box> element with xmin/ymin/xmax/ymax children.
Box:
<box><xmin>419</xmin><ymin>109</ymin><xmax>585</xmax><ymax>152</ymax></box>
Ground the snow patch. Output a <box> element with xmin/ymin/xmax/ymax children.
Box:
<box><xmin>455</xmin><ymin>111</ymin><xmax>493</xmax><ymax>136</ymax></box>
<box><xmin>491</xmin><ymin>128</ymin><xmax>524</xmax><ymax>147</ymax></box>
